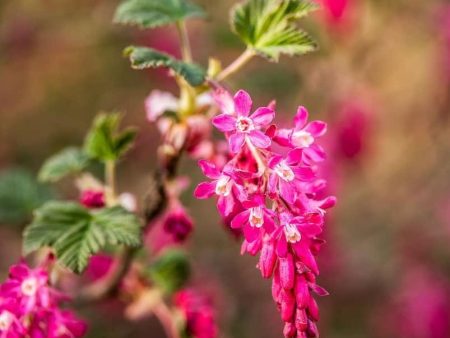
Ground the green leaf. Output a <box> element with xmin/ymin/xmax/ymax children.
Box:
<box><xmin>84</xmin><ymin>113</ymin><xmax>137</xmax><ymax>162</ymax></box>
<box><xmin>114</xmin><ymin>0</ymin><xmax>206</xmax><ymax>29</ymax></box>
<box><xmin>124</xmin><ymin>46</ymin><xmax>206</xmax><ymax>86</ymax></box>
<box><xmin>38</xmin><ymin>147</ymin><xmax>90</xmax><ymax>183</ymax></box>
<box><xmin>231</xmin><ymin>0</ymin><xmax>318</xmax><ymax>61</ymax></box>
<box><xmin>147</xmin><ymin>249</ymin><xmax>190</xmax><ymax>294</ymax></box>
<box><xmin>23</xmin><ymin>201</ymin><xmax>142</xmax><ymax>273</ymax></box>
<box><xmin>0</xmin><ymin>168</ymin><xmax>53</xmax><ymax>225</ymax></box>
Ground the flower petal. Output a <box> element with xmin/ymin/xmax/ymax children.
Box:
<box><xmin>234</xmin><ymin>90</ymin><xmax>252</xmax><ymax>117</ymax></box>
<box><xmin>217</xmin><ymin>194</ymin><xmax>235</xmax><ymax>217</ymax></box>
<box><xmin>198</xmin><ymin>160</ymin><xmax>220</xmax><ymax>179</ymax></box>
<box><xmin>249</xmin><ymin>130</ymin><xmax>271</xmax><ymax>149</ymax></box>
<box><xmin>305</xmin><ymin>121</ymin><xmax>327</xmax><ymax>137</ymax></box>
<box><xmin>280</xmin><ymin>180</ymin><xmax>296</xmax><ymax>204</ymax></box>
<box><xmin>251</xmin><ymin>107</ymin><xmax>275</xmax><ymax>126</ymax></box>
<box><xmin>212</xmin><ymin>114</ymin><xmax>236</xmax><ymax>132</ymax></box>
<box><xmin>276</xmin><ymin>235</ymin><xmax>288</xmax><ymax>258</ymax></box>
<box><xmin>304</xmin><ymin>145</ymin><xmax>326</xmax><ymax>163</ymax></box>
<box><xmin>292</xmin><ymin>167</ymin><xmax>315</xmax><ymax>181</ymax></box>
<box><xmin>294</xmin><ymin>106</ymin><xmax>308</xmax><ymax>129</ymax></box>
<box><xmin>231</xmin><ymin>210</ymin><xmax>250</xmax><ymax>229</ymax></box>
<box><xmin>229</xmin><ymin>133</ymin><xmax>245</xmax><ymax>153</ymax></box>
<box><xmin>213</xmin><ymin>88</ymin><xmax>235</xmax><ymax>115</ymax></box>
<box><xmin>193</xmin><ymin>182</ymin><xmax>216</xmax><ymax>199</ymax></box>
<box><xmin>243</xmin><ymin>224</ymin><xmax>260</xmax><ymax>242</ymax></box>
<box><xmin>286</xmin><ymin>148</ymin><xmax>303</xmax><ymax>166</ymax></box>
<box><xmin>268</xmin><ymin>155</ymin><xmax>283</xmax><ymax>168</ymax></box>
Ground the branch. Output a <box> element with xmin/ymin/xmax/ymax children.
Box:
<box><xmin>216</xmin><ymin>49</ymin><xmax>255</xmax><ymax>82</ymax></box>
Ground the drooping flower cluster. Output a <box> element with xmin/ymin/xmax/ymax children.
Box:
<box><xmin>0</xmin><ymin>261</ymin><xmax>86</xmax><ymax>338</ymax></box>
<box><xmin>174</xmin><ymin>289</ymin><xmax>217</xmax><ymax>338</ymax></box>
<box><xmin>195</xmin><ymin>89</ymin><xmax>335</xmax><ymax>337</ymax></box>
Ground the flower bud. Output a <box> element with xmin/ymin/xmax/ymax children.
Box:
<box><xmin>163</xmin><ymin>206</ymin><xmax>193</xmax><ymax>242</ymax></box>
<box><xmin>307</xmin><ymin>320</ymin><xmax>319</xmax><ymax>338</ymax></box>
<box><xmin>307</xmin><ymin>297</ymin><xmax>320</xmax><ymax>322</ymax></box>
<box><xmin>272</xmin><ymin>270</ymin><xmax>282</xmax><ymax>301</ymax></box>
<box><xmin>279</xmin><ymin>289</ymin><xmax>295</xmax><ymax>321</ymax></box>
<box><xmin>283</xmin><ymin>322</ymin><xmax>296</xmax><ymax>338</ymax></box>
<box><xmin>80</xmin><ymin>190</ymin><xmax>105</xmax><ymax>209</ymax></box>
<box><xmin>279</xmin><ymin>253</ymin><xmax>295</xmax><ymax>290</ymax></box>
<box><xmin>259</xmin><ymin>239</ymin><xmax>276</xmax><ymax>278</ymax></box>
<box><xmin>295</xmin><ymin>276</ymin><xmax>310</xmax><ymax>309</ymax></box>
<box><xmin>295</xmin><ymin>308</ymin><xmax>308</xmax><ymax>332</ymax></box>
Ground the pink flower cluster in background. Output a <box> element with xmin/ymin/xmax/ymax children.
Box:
<box><xmin>174</xmin><ymin>289</ymin><xmax>217</xmax><ymax>338</ymax></box>
<box><xmin>195</xmin><ymin>89</ymin><xmax>335</xmax><ymax>338</ymax></box>
<box><xmin>0</xmin><ymin>261</ymin><xmax>86</xmax><ymax>338</ymax></box>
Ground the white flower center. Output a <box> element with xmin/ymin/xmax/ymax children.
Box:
<box><xmin>274</xmin><ymin>162</ymin><xmax>295</xmax><ymax>182</ymax></box>
<box><xmin>21</xmin><ymin>277</ymin><xmax>38</xmax><ymax>297</ymax></box>
<box><xmin>215</xmin><ymin>176</ymin><xmax>233</xmax><ymax>196</ymax></box>
<box><xmin>0</xmin><ymin>311</ymin><xmax>14</xmax><ymax>331</ymax></box>
<box><xmin>284</xmin><ymin>223</ymin><xmax>302</xmax><ymax>243</ymax></box>
<box><xmin>236</xmin><ymin>117</ymin><xmax>254</xmax><ymax>133</ymax></box>
<box><xmin>249</xmin><ymin>207</ymin><xmax>264</xmax><ymax>228</ymax></box>
<box><xmin>292</xmin><ymin>130</ymin><xmax>314</xmax><ymax>148</ymax></box>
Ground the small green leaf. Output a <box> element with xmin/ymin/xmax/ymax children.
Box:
<box><xmin>147</xmin><ymin>249</ymin><xmax>190</xmax><ymax>294</ymax></box>
<box><xmin>231</xmin><ymin>0</ymin><xmax>318</xmax><ymax>61</ymax></box>
<box><xmin>0</xmin><ymin>168</ymin><xmax>53</xmax><ymax>225</ymax></box>
<box><xmin>23</xmin><ymin>201</ymin><xmax>142</xmax><ymax>273</ymax></box>
<box><xmin>124</xmin><ymin>46</ymin><xmax>206</xmax><ymax>86</ymax></box>
<box><xmin>84</xmin><ymin>113</ymin><xmax>137</xmax><ymax>162</ymax></box>
<box><xmin>114</xmin><ymin>0</ymin><xmax>206</xmax><ymax>29</ymax></box>
<box><xmin>38</xmin><ymin>147</ymin><xmax>90</xmax><ymax>183</ymax></box>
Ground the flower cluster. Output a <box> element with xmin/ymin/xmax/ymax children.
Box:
<box><xmin>174</xmin><ymin>289</ymin><xmax>217</xmax><ymax>338</ymax></box>
<box><xmin>195</xmin><ymin>89</ymin><xmax>335</xmax><ymax>337</ymax></box>
<box><xmin>0</xmin><ymin>261</ymin><xmax>86</xmax><ymax>338</ymax></box>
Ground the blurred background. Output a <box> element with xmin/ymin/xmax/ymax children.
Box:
<box><xmin>1</xmin><ymin>0</ymin><xmax>450</xmax><ymax>337</ymax></box>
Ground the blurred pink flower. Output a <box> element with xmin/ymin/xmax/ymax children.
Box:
<box><xmin>375</xmin><ymin>264</ymin><xmax>450</xmax><ymax>338</ymax></box>
<box><xmin>174</xmin><ymin>289</ymin><xmax>217</xmax><ymax>338</ymax></box>
<box><xmin>0</xmin><ymin>261</ymin><xmax>86</xmax><ymax>337</ymax></box>
<box><xmin>79</xmin><ymin>190</ymin><xmax>105</xmax><ymax>209</ymax></box>
<box><xmin>334</xmin><ymin>99</ymin><xmax>373</xmax><ymax>161</ymax></box>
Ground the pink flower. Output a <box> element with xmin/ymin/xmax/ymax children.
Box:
<box><xmin>86</xmin><ymin>254</ymin><xmax>114</xmax><ymax>281</ymax></box>
<box><xmin>0</xmin><ymin>261</ymin><xmax>86</xmax><ymax>337</ymax></box>
<box><xmin>231</xmin><ymin>196</ymin><xmax>275</xmax><ymax>242</ymax></box>
<box><xmin>79</xmin><ymin>190</ymin><xmax>105</xmax><ymax>209</ymax></box>
<box><xmin>163</xmin><ymin>205</ymin><xmax>194</xmax><ymax>242</ymax></box>
<box><xmin>274</xmin><ymin>107</ymin><xmax>327</xmax><ymax>163</ymax></box>
<box><xmin>212</xmin><ymin>90</ymin><xmax>274</xmax><ymax>153</ymax></box>
<box><xmin>268</xmin><ymin>149</ymin><xmax>315</xmax><ymax>204</ymax></box>
<box><xmin>145</xmin><ymin>90</ymin><xmax>178</xmax><ymax>122</ymax></box>
<box><xmin>1</xmin><ymin>263</ymin><xmax>51</xmax><ymax>313</ymax></box>
<box><xmin>195</xmin><ymin>88</ymin><xmax>335</xmax><ymax>338</ymax></box>
<box><xmin>0</xmin><ymin>299</ymin><xmax>26</xmax><ymax>338</ymax></box>
<box><xmin>194</xmin><ymin>161</ymin><xmax>244</xmax><ymax>217</ymax></box>
<box><xmin>174</xmin><ymin>289</ymin><xmax>217</xmax><ymax>338</ymax></box>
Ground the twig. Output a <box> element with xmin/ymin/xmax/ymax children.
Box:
<box><xmin>216</xmin><ymin>49</ymin><xmax>255</xmax><ymax>82</ymax></box>
<box><xmin>176</xmin><ymin>21</ymin><xmax>192</xmax><ymax>63</ymax></box>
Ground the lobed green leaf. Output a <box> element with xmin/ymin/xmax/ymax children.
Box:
<box><xmin>23</xmin><ymin>201</ymin><xmax>142</xmax><ymax>273</ymax></box>
<box><xmin>38</xmin><ymin>147</ymin><xmax>90</xmax><ymax>183</ymax></box>
<box><xmin>231</xmin><ymin>0</ymin><xmax>318</xmax><ymax>61</ymax></box>
<box><xmin>83</xmin><ymin>112</ymin><xmax>137</xmax><ymax>162</ymax></box>
<box><xmin>124</xmin><ymin>46</ymin><xmax>206</xmax><ymax>86</ymax></box>
<box><xmin>114</xmin><ymin>0</ymin><xmax>206</xmax><ymax>29</ymax></box>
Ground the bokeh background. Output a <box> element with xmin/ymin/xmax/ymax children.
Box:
<box><xmin>1</xmin><ymin>0</ymin><xmax>450</xmax><ymax>337</ymax></box>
